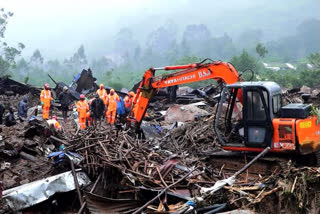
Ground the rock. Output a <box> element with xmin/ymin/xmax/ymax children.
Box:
<box><xmin>4</xmin><ymin>175</ymin><xmax>19</xmax><ymax>188</ymax></box>
<box><xmin>300</xmin><ymin>85</ymin><xmax>312</xmax><ymax>94</ymax></box>
<box><xmin>165</xmin><ymin>104</ymin><xmax>208</xmax><ymax>122</ymax></box>
<box><xmin>177</xmin><ymin>86</ymin><xmax>193</xmax><ymax>96</ymax></box>
<box><xmin>312</xmin><ymin>89</ymin><xmax>320</xmax><ymax>96</ymax></box>
<box><xmin>20</xmin><ymin>179</ymin><xmax>30</xmax><ymax>185</ymax></box>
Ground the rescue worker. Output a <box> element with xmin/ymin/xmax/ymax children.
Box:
<box><xmin>40</xmin><ymin>83</ymin><xmax>53</xmax><ymax>119</ymax></box>
<box><xmin>124</xmin><ymin>91</ymin><xmax>135</xmax><ymax>113</ymax></box>
<box><xmin>86</xmin><ymin>112</ymin><xmax>93</xmax><ymax>127</ymax></box>
<box><xmin>47</xmin><ymin>115</ymin><xmax>62</xmax><ymax>131</ymax></box>
<box><xmin>76</xmin><ymin>94</ymin><xmax>89</xmax><ymax>130</ymax></box>
<box><xmin>168</xmin><ymin>85</ymin><xmax>178</xmax><ymax>103</ymax></box>
<box><xmin>58</xmin><ymin>86</ymin><xmax>72</xmax><ymax>122</ymax></box>
<box><xmin>106</xmin><ymin>89</ymin><xmax>120</xmax><ymax>125</ymax></box>
<box><xmin>18</xmin><ymin>97</ymin><xmax>28</xmax><ymax>119</ymax></box>
<box><xmin>5</xmin><ymin>106</ymin><xmax>16</xmax><ymax>127</ymax></box>
<box><xmin>96</xmin><ymin>84</ymin><xmax>108</xmax><ymax>104</ymax></box>
<box><xmin>86</xmin><ymin>97</ymin><xmax>95</xmax><ymax>127</ymax></box>
<box><xmin>116</xmin><ymin>96</ymin><xmax>126</xmax><ymax>123</ymax></box>
<box><xmin>90</xmin><ymin>93</ymin><xmax>105</xmax><ymax>127</ymax></box>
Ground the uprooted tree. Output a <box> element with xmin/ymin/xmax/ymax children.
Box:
<box><xmin>0</xmin><ymin>8</ymin><xmax>25</xmax><ymax>77</ymax></box>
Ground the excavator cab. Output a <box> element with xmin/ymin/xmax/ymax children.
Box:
<box><xmin>215</xmin><ymin>81</ymin><xmax>279</xmax><ymax>149</ymax></box>
<box><xmin>215</xmin><ymin>81</ymin><xmax>320</xmax><ymax>158</ymax></box>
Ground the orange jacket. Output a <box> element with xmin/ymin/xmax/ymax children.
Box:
<box><xmin>96</xmin><ymin>89</ymin><xmax>108</xmax><ymax>104</ymax></box>
<box><xmin>40</xmin><ymin>89</ymin><xmax>53</xmax><ymax>105</ymax></box>
<box><xmin>47</xmin><ymin>119</ymin><xmax>62</xmax><ymax>131</ymax></box>
<box><xmin>106</xmin><ymin>93</ymin><xmax>120</xmax><ymax>111</ymax></box>
<box><xmin>124</xmin><ymin>96</ymin><xmax>134</xmax><ymax>108</ymax></box>
<box><xmin>77</xmin><ymin>100</ymin><xmax>89</xmax><ymax>118</ymax></box>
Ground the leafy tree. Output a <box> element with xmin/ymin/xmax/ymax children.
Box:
<box><xmin>237</xmin><ymin>29</ymin><xmax>263</xmax><ymax>50</ymax></box>
<box><xmin>24</xmin><ymin>76</ymin><xmax>29</xmax><ymax>84</ymax></box>
<box><xmin>30</xmin><ymin>49</ymin><xmax>44</xmax><ymax>64</ymax></box>
<box><xmin>230</xmin><ymin>50</ymin><xmax>259</xmax><ymax>72</ymax></box>
<box><xmin>73</xmin><ymin>45</ymin><xmax>87</xmax><ymax>64</ymax></box>
<box><xmin>175</xmin><ymin>55</ymin><xmax>202</xmax><ymax>65</ymax></box>
<box><xmin>307</xmin><ymin>53</ymin><xmax>320</xmax><ymax>69</ymax></box>
<box><xmin>114</xmin><ymin>28</ymin><xmax>139</xmax><ymax>58</ymax></box>
<box><xmin>256</xmin><ymin>43</ymin><xmax>268</xmax><ymax>58</ymax></box>
<box><xmin>0</xmin><ymin>8</ymin><xmax>25</xmax><ymax>76</ymax></box>
<box><xmin>181</xmin><ymin>24</ymin><xmax>211</xmax><ymax>57</ymax></box>
<box><xmin>230</xmin><ymin>50</ymin><xmax>262</xmax><ymax>81</ymax></box>
<box><xmin>206</xmin><ymin>33</ymin><xmax>237</xmax><ymax>60</ymax></box>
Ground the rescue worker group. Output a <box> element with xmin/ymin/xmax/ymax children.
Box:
<box><xmin>40</xmin><ymin>83</ymin><xmax>136</xmax><ymax>131</ymax></box>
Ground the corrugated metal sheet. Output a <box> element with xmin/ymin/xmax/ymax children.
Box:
<box><xmin>85</xmin><ymin>191</ymin><xmax>141</xmax><ymax>214</ymax></box>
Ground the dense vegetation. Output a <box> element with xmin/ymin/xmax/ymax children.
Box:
<box><xmin>1</xmin><ymin>8</ymin><xmax>320</xmax><ymax>90</ymax></box>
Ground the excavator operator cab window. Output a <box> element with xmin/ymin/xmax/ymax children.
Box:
<box><xmin>244</xmin><ymin>87</ymin><xmax>272</xmax><ymax>147</ymax></box>
<box><xmin>272</xmin><ymin>94</ymin><xmax>281</xmax><ymax>117</ymax></box>
<box><xmin>246</xmin><ymin>91</ymin><xmax>268</xmax><ymax>121</ymax></box>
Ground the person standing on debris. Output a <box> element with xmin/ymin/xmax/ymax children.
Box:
<box><xmin>17</xmin><ymin>97</ymin><xmax>28</xmax><ymax>119</ymax></box>
<box><xmin>86</xmin><ymin>97</ymin><xmax>95</xmax><ymax>127</ymax></box>
<box><xmin>168</xmin><ymin>85</ymin><xmax>178</xmax><ymax>103</ymax></box>
<box><xmin>124</xmin><ymin>91</ymin><xmax>135</xmax><ymax>113</ymax></box>
<box><xmin>106</xmin><ymin>89</ymin><xmax>120</xmax><ymax>125</ymax></box>
<box><xmin>116</xmin><ymin>96</ymin><xmax>126</xmax><ymax>123</ymax></box>
<box><xmin>47</xmin><ymin>115</ymin><xmax>62</xmax><ymax>131</ymax></box>
<box><xmin>5</xmin><ymin>106</ymin><xmax>16</xmax><ymax>127</ymax></box>
<box><xmin>0</xmin><ymin>103</ymin><xmax>4</xmax><ymax>124</ymax></box>
<box><xmin>40</xmin><ymin>83</ymin><xmax>53</xmax><ymax>119</ymax></box>
<box><xmin>76</xmin><ymin>94</ymin><xmax>89</xmax><ymax>129</ymax></box>
<box><xmin>96</xmin><ymin>84</ymin><xmax>108</xmax><ymax>105</ymax></box>
<box><xmin>58</xmin><ymin>86</ymin><xmax>72</xmax><ymax>122</ymax></box>
<box><xmin>90</xmin><ymin>93</ymin><xmax>105</xmax><ymax>127</ymax></box>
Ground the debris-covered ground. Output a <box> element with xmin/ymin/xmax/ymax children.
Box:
<box><xmin>1</xmin><ymin>76</ymin><xmax>320</xmax><ymax>213</ymax></box>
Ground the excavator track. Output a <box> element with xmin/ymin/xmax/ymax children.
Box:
<box><xmin>207</xmin><ymin>151</ymin><xmax>292</xmax><ymax>177</ymax></box>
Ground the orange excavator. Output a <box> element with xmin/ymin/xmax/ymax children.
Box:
<box><xmin>127</xmin><ymin>59</ymin><xmax>320</xmax><ymax>162</ymax></box>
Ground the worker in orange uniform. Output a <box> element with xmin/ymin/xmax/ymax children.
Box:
<box><xmin>96</xmin><ymin>84</ymin><xmax>108</xmax><ymax>104</ymax></box>
<box><xmin>40</xmin><ymin>83</ymin><xmax>53</xmax><ymax>119</ymax></box>
<box><xmin>76</xmin><ymin>94</ymin><xmax>89</xmax><ymax>129</ymax></box>
<box><xmin>105</xmin><ymin>89</ymin><xmax>120</xmax><ymax>125</ymax></box>
<box><xmin>86</xmin><ymin>112</ymin><xmax>93</xmax><ymax>127</ymax></box>
<box><xmin>47</xmin><ymin>115</ymin><xmax>62</xmax><ymax>131</ymax></box>
<box><xmin>124</xmin><ymin>91</ymin><xmax>135</xmax><ymax>109</ymax></box>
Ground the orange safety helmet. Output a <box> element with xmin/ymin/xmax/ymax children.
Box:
<box><xmin>100</xmin><ymin>84</ymin><xmax>104</xmax><ymax>89</ymax></box>
<box><xmin>44</xmin><ymin>83</ymin><xmax>50</xmax><ymax>89</ymax></box>
<box><xmin>80</xmin><ymin>94</ymin><xmax>85</xmax><ymax>99</ymax></box>
<box><xmin>110</xmin><ymin>89</ymin><xmax>115</xmax><ymax>95</ymax></box>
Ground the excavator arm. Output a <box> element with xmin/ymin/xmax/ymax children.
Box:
<box><xmin>128</xmin><ymin>60</ymin><xmax>242</xmax><ymax>127</ymax></box>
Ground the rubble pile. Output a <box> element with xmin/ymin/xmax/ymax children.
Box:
<box><xmin>283</xmin><ymin>85</ymin><xmax>320</xmax><ymax>106</ymax></box>
<box><xmin>2</xmin><ymin>75</ymin><xmax>320</xmax><ymax>213</ymax></box>
<box><xmin>0</xmin><ymin>93</ymin><xmax>39</xmax><ymax>110</ymax></box>
<box><xmin>57</xmin><ymin>118</ymin><xmax>320</xmax><ymax>213</ymax></box>
<box><xmin>159</xmin><ymin>115</ymin><xmax>220</xmax><ymax>155</ymax></box>
<box><xmin>0</xmin><ymin>119</ymin><xmax>57</xmax><ymax>190</ymax></box>
<box><xmin>203</xmin><ymin>163</ymin><xmax>320</xmax><ymax>214</ymax></box>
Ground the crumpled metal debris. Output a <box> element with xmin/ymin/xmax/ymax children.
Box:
<box><xmin>2</xmin><ymin>170</ymin><xmax>91</xmax><ymax>211</ymax></box>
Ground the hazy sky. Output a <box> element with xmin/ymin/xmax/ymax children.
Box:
<box><xmin>1</xmin><ymin>0</ymin><xmax>319</xmax><ymax>60</ymax></box>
